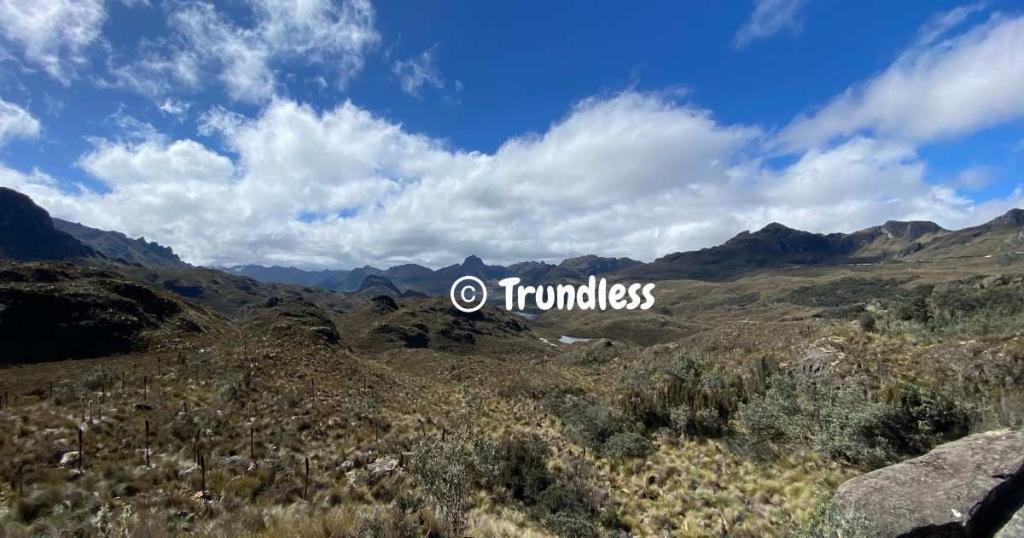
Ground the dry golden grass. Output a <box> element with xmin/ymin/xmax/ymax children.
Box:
<box><xmin>3</xmin><ymin>256</ymin><xmax>1024</xmax><ymax>536</ymax></box>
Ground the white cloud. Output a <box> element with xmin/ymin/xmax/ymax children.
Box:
<box><xmin>0</xmin><ymin>97</ymin><xmax>39</xmax><ymax>145</ymax></box>
<box><xmin>2</xmin><ymin>90</ymin><xmax>1015</xmax><ymax>269</ymax></box>
<box><xmin>780</xmin><ymin>13</ymin><xmax>1024</xmax><ymax>149</ymax></box>
<box><xmin>110</xmin><ymin>0</ymin><xmax>379</xmax><ymax>104</ymax></box>
<box><xmin>733</xmin><ymin>0</ymin><xmax>808</xmax><ymax>49</ymax></box>
<box><xmin>393</xmin><ymin>46</ymin><xmax>444</xmax><ymax>98</ymax></box>
<box><xmin>79</xmin><ymin>139</ymin><xmax>235</xmax><ymax>187</ymax></box>
<box><xmin>912</xmin><ymin>2</ymin><xmax>988</xmax><ymax>48</ymax></box>
<box><xmin>105</xmin><ymin>48</ymin><xmax>202</xmax><ymax>99</ymax></box>
<box><xmin>158</xmin><ymin>98</ymin><xmax>191</xmax><ymax>119</ymax></box>
<box><xmin>0</xmin><ymin>0</ymin><xmax>106</xmax><ymax>82</ymax></box>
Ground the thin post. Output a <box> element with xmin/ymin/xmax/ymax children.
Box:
<box><xmin>77</xmin><ymin>427</ymin><xmax>84</xmax><ymax>471</ymax></box>
<box><xmin>303</xmin><ymin>456</ymin><xmax>310</xmax><ymax>499</ymax></box>
<box><xmin>249</xmin><ymin>426</ymin><xmax>255</xmax><ymax>461</ymax></box>
<box><xmin>199</xmin><ymin>453</ymin><xmax>206</xmax><ymax>497</ymax></box>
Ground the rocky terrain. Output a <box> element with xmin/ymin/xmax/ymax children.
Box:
<box><xmin>1</xmin><ymin>187</ymin><xmax>1023</xmax><ymax>537</ymax></box>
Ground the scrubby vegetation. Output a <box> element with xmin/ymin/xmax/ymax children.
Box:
<box><xmin>3</xmin><ymin>264</ymin><xmax>1024</xmax><ymax>536</ymax></box>
<box><xmin>734</xmin><ymin>378</ymin><xmax>969</xmax><ymax>468</ymax></box>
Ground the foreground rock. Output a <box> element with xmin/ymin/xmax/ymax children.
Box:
<box><xmin>831</xmin><ymin>429</ymin><xmax>1024</xmax><ymax>537</ymax></box>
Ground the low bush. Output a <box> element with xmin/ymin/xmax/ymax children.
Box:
<box><xmin>602</xmin><ymin>432</ymin><xmax>652</xmax><ymax>459</ymax></box>
<box><xmin>474</xmin><ymin>433</ymin><xmax>553</xmax><ymax>504</ymax></box>
<box><xmin>734</xmin><ymin>377</ymin><xmax>969</xmax><ymax>468</ymax></box>
<box><xmin>622</xmin><ymin>353</ymin><xmax>744</xmax><ymax>439</ymax></box>
<box><xmin>543</xmin><ymin>389</ymin><xmax>627</xmax><ymax>450</ymax></box>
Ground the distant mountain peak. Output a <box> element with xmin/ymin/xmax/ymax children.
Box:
<box><xmin>877</xmin><ymin>220</ymin><xmax>945</xmax><ymax>241</ymax></box>
<box><xmin>461</xmin><ymin>255</ymin><xmax>486</xmax><ymax>270</ymax></box>
<box><xmin>357</xmin><ymin>274</ymin><xmax>401</xmax><ymax>294</ymax></box>
<box><xmin>989</xmin><ymin>208</ymin><xmax>1024</xmax><ymax>227</ymax></box>
<box><xmin>759</xmin><ymin>222</ymin><xmax>794</xmax><ymax>233</ymax></box>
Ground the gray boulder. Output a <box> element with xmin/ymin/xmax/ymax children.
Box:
<box><xmin>831</xmin><ymin>429</ymin><xmax>1024</xmax><ymax>537</ymax></box>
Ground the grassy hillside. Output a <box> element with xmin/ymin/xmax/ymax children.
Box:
<box><xmin>2</xmin><ymin>253</ymin><xmax>1023</xmax><ymax>536</ymax></box>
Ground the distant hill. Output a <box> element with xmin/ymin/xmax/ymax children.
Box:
<box><xmin>53</xmin><ymin>219</ymin><xmax>188</xmax><ymax>269</ymax></box>
<box><xmin>0</xmin><ymin>187</ymin><xmax>95</xmax><ymax>261</ymax></box>
<box><xmin>902</xmin><ymin>209</ymin><xmax>1024</xmax><ymax>260</ymax></box>
<box><xmin>356</xmin><ymin>274</ymin><xmax>402</xmax><ymax>296</ymax></box>
<box><xmin>226</xmin><ymin>264</ymin><xmax>340</xmax><ymax>287</ymax></box>
<box><xmin>620</xmin><ymin>212</ymin><xmax>1022</xmax><ymax>282</ymax></box>
<box><xmin>228</xmin><ymin>209</ymin><xmax>1024</xmax><ymax>293</ymax></box>
<box><xmin>229</xmin><ymin>254</ymin><xmax>641</xmax><ymax>296</ymax></box>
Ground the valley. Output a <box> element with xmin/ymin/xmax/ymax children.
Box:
<box><xmin>1</xmin><ymin>187</ymin><xmax>1023</xmax><ymax>536</ymax></box>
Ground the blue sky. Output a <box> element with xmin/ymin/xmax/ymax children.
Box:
<box><xmin>0</xmin><ymin>0</ymin><xmax>1023</xmax><ymax>268</ymax></box>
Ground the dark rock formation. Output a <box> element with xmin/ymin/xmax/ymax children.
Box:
<box><xmin>370</xmin><ymin>294</ymin><xmax>399</xmax><ymax>313</ymax></box>
<box><xmin>370</xmin><ymin>322</ymin><xmax>429</xmax><ymax>348</ymax></box>
<box><xmin>831</xmin><ymin>429</ymin><xmax>1024</xmax><ymax>537</ymax></box>
<box><xmin>0</xmin><ymin>262</ymin><xmax>201</xmax><ymax>361</ymax></box>
<box><xmin>53</xmin><ymin>219</ymin><xmax>187</xmax><ymax>268</ymax></box>
<box><xmin>0</xmin><ymin>187</ymin><xmax>94</xmax><ymax>261</ymax></box>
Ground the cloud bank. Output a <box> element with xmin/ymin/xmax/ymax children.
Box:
<box><xmin>1</xmin><ymin>3</ymin><xmax>1023</xmax><ymax>269</ymax></box>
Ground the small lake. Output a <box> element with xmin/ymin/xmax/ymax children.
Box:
<box><xmin>558</xmin><ymin>335</ymin><xmax>592</xmax><ymax>344</ymax></box>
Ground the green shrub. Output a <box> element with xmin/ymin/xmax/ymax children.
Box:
<box><xmin>410</xmin><ymin>434</ymin><xmax>473</xmax><ymax>534</ymax></box>
<box><xmin>544</xmin><ymin>389</ymin><xmax>626</xmax><ymax>449</ymax></box>
<box><xmin>785</xmin><ymin>278</ymin><xmax>907</xmax><ymax>308</ymax></box>
<box><xmin>622</xmin><ymin>353</ymin><xmax>744</xmax><ymax>438</ymax></box>
<box><xmin>474</xmin><ymin>433</ymin><xmax>553</xmax><ymax>504</ymax></box>
<box><xmin>15</xmin><ymin>488</ymin><xmax>61</xmax><ymax>523</ymax></box>
<box><xmin>857</xmin><ymin>312</ymin><xmax>876</xmax><ymax>332</ymax></box>
<box><xmin>732</xmin><ymin>376</ymin><xmax>814</xmax><ymax>458</ymax></box>
<box><xmin>734</xmin><ymin>377</ymin><xmax>968</xmax><ymax>468</ymax></box>
<box><xmin>794</xmin><ymin>500</ymin><xmax>879</xmax><ymax>538</ymax></box>
<box><xmin>813</xmin><ymin>386</ymin><xmax>899</xmax><ymax>468</ymax></box>
<box><xmin>602</xmin><ymin>432</ymin><xmax>652</xmax><ymax>459</ymax></box>
<box><xmin>544</xmin><ymin>510</ymin><xmax>598</xmax><ymax>538</ymax></box>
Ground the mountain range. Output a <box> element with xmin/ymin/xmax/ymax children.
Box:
<box><xmin>3</xmin><ymin>186</ymin><xmax>1024</xmax><ymax>298</ymax></box>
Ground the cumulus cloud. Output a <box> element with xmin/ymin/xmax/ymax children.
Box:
<box><xmin>109</xmin><ymin>0</ymin><xmax>379</xmax><ymax>103</ymax></box>
<box><xmin>80</xmin><ymin>139</ymin><xmax>235</xmax><ymax>187</ymax></box>
<box><xmin>780</xmin><ymin>12</ymin><xmax>1024</xmax><ymax>149</ymax></box>
<box><xmin>0</xmin><ymin>0</ymin><xmax>106</xmax><ymax>82</ymax></box>
<box><xmin>0</xmin><ymin>97</ymin><xmax>39</xmax><ymax>145</ymax></box>
<box><xmin>733</xmin><ymin>0</ymin><xmax>808</xmax><ymax>49</ymax></box>
<box><xmin>392</xmin><ymin>47</ymin><xmax>445</xmax><ymax>98</ymax></box>
<box><xmin>3</xmin><ymin>90</ymin><xmax>1015</xmax><ymax>269</ymax></box>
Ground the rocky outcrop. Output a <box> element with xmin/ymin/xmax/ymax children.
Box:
<box><xmin>369</xmin><ymin>294</ymin><xmax>399</xmax><ymax>313</ymax></box>
<box><xmin>0</xmin><ymin>187</ymin><xmax>95</xmax><ymax>261</ymax></box>
<box><xmin>369</xmin><ymin>322</ymin><xmax>429</xmax><ymax>348</ymax></box>
<box><xmin>0</xmin><ymin>261</ymin><xmax>213</xmax><ymax>361</ymax></box>
<box><xmin>248</xmin><ymin>300</ymin><xmax>343</xmax><ymax>350</ymax></box>
<box><xmin>831</xmin><ymin>429</ymin><xmax>1024</xmax><ymax>537</ymax></box>
<box><xmin>53</xmin><ymin>218</ymin><xmax>187</xmax><ymax>269</ymax></box>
